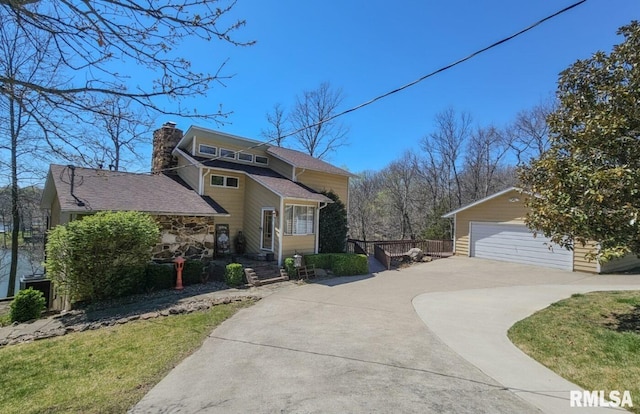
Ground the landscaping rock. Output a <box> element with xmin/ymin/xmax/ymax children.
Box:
<box><xmin>407</xmin><ymin>248</ymin><xmax>423</xmax><ymax>261</ymax></box>
<box><xmin>0</xmin><ymin>279</ymin><xmax>285</xmax><ymax>348</ymax></box>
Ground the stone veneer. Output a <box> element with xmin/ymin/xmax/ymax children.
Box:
<box><xmin>152</xmin><ymin>122</ymin><xmax>183</xmax><ymax>175</ymax></box>
<box><xmin>152</xmin><ymin>215</ymin><xmax>216</xmax><ymax>262</ymax></box>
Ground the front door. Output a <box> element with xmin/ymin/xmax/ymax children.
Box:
<box><xmin>261</xmin><ymin>209</ymin><xmax>274</xmax><ymax>251</ymax></box>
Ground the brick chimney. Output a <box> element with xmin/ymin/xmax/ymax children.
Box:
<box><xmin>152</xmin><ymin>122</ymin><xmax>183</xmax><ymax>174</ymax></box>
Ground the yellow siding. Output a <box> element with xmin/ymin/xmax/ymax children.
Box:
<box><xmin>573</xmin><ymin>241</ymin><xmax>600</xmax><ymax>273</ymax></box>
<box><xmin>454</xmin><ymin>190</ymin><xmax>528</xmax><ymax>256</ymax></box>
<box><xmin>194</xmin><ymin>135</ymin><xmax>269</xmax><ymax>161</ymax></box>
<box><xmin>203</xmin><ymin>169</ymin><xmax>245</xmax><ymax>253</ymax></box>
<box><xmin>177</xmin><ymin>154</ymin><xmax>200</xmax><ymax>191</ymax></box>
<box><xmin>281</xmin><ymin>199</ymin><xmax>317</xmax><ymax>258</ymax></box>
<box><xmin>295</xmin><ymin>169</ymin><xmax>349</xmax><ymax>205</ymax></box>
<box><xmin>269</xmin><ymin>156</ymin><xmax>294</xmax><ymax>179</ymax></box>
<box><xmin>243</xmin><ymin>177</ymin><xmax>281</xmax><ymax>255</ymax></box>
<box><xmin>282</xmin><ymin>235</ymin><xmax>315</xmax><ymax>258</ymax></box>
<box><xmin>50</xmin><ymin>194</ymin><xmax>61</xmax><ymax>227</ymax></box>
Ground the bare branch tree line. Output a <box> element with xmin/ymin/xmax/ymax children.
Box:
<box><xmin>349</xmin><ymin>101</ymin><xmax>555</xmax><ymax>241</ymax></box>
<box><xmin>0</xmin><ymin>1</ymin><xmax>251</xmax><ymax>296</ymax></box>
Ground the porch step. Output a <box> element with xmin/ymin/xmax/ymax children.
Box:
<box><xmin>243</xmin><ymin>265</ymin><xmax>289</xmax><ymax>287</ymax></box>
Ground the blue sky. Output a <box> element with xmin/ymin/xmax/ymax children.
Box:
<box><xmin>151</xmin><ymin>0</ymin><xmax>638</xmax><ymax>174</ymax></box>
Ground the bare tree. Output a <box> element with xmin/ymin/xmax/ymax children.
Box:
<box><xmin>0</xmin><ymin>20</ymin><xmax>56</xmax><ymax>297</ymax></box>
<box><xmin>506</xmin><ymin>99</ymin><xmax>556</xmax><ymax>164</ymax></box>
<box><xmin>349</xmin><ymin>170</ymin><xmax>383</xmax><ymax>241</ymax></box>
<box><xmin>423</xmin><ymin>108</ymin><xmax>472</xmax><ymax>208</ymax></box>
<box><xmin>381</xmin><ymin>152</ymin><xmax>419</xmax><ymax>239</ymax></box>
<box><xmin>261</xmin><ymin>103</ymin><xmax>287</xmax><ymax>146</ymax></box>
<box><xmin>87</xmin><ymin>97</ymin><xmax>154</xmax><ymax>171</ymax></box>
<box><xmin>289</xmin><ymin>82</ymin><xmax>349</xmax><ymax>159</ymax></box>
<box><xmin>462</xmin><ymin>125</ymin><xmax>513</xmax><ymax>200</ymax></box>
<box><xmin>0</xmin><ymin>1</ymin><xmax>253</xmax><ymax>123</ymax></box>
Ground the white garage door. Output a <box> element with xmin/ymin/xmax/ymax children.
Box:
<box><xmin>469</xmin><ymin>223</ymin><xmax>573</xmax><ymax>270</ymax></box>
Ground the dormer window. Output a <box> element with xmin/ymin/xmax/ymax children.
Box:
<box><xmin>198</xmin><ymin>144</ymin><xmax>217</xmax><ymax>156</ymax></box>
<box><xmin>255</xmin><ymin>155</ymin><xmax>268</xmax><ymax>165</ymax></box>
<box><xmin>238</xmin><ymin>152</ymin><xmax>253</xmax><ymax>163</ymax></box>
<box><xmin>220</xmin><ymin>149</ymin><xmax>236</xmax><ymax>159</ymax></box>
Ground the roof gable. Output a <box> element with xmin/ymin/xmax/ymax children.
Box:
<box><xmin>442</xmin><ymin>187</ymin><xmax>520</xmax><ymax>218</ymax></box>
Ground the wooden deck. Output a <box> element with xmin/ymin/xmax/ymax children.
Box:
<box><xmin>348</xmin><ymin>239</ymin><xmax>453</xmax><ymax>270</ymax></box>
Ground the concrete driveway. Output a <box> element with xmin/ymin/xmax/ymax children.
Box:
<box><xmin>131</xmin><ymin>257</ymin><xmax>640</xmax><ymax>413</ymax></box>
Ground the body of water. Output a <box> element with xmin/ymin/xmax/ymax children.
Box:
<box><xmin>0</xmin><ymin>250</ymin><xmax>44</xmax><ymax>299</ymax></box>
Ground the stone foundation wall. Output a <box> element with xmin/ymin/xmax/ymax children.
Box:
<box><xmin>152</xmin><ymin>215</ymin><xmax>215</xmax><ymax>262</ymax></box>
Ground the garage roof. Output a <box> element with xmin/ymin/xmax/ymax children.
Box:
<box><xmin>442</xmin><ymin>187</ymin><xmax>519</xmax><ymax>218</ymax></box>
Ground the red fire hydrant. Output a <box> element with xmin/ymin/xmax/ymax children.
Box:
<box><xmin>174</xmin><ymin>256</ymin><xmax>185</xmax><ymax>290</ymax></box>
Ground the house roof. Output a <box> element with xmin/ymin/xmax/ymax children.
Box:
<box><xmin>42</xmin><ymin>164</ymin><xmax>225</xmax><ymax>216</ymax></box>
<box><xmin>266</xmin><ymin>146</ymin><xmax>353</xmax><ymax>177</ymax></box>
<box><xmin>175</xmin><ymin>125</ymin><xmax>352</xmax><ymax>177</ymax></box>
<box><xmin>442</xmin><ymin>187</ymin><xmax>520</xmax><ymax>218</ymax></box>
<box><xmin>193</xmin><ymin>157</ymin><xmax>333</xmax><ymax>203</ymax></box>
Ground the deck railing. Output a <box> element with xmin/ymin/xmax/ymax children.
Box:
<box><xmin>347</xmin><ymin>238</ymin><xmax>454</xmax><ymax>270</ymax></box>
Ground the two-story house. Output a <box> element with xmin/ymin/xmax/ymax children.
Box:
<box><xmin>41</xmin><ymin>123</ymin><xmax>351</xmax><ymax>265</ymax></box>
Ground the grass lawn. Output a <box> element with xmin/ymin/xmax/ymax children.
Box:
<box><xmin>508</xmin><ymin>291</ymin><xmax>640</xmax><ymax>412</ymax></box>
<box><xmin>0</xmin><ymin>300</ymin><xmax>253</xmax><ymax>414</ymax></box>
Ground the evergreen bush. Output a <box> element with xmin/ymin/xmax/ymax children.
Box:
<box><xmin>225</xmin><ymin>263</ymin><xmax>244</xmax><ymax>286</ymax></box>
<box><xmin>183</xmin><ymin>260</ymin><xmax>204</xmax><ymax>285</ymax></box>
<box><xmin>283</xmin><ymin>257</ymin><xmax>296</xmax><ymax>279</ymax></box>
<box><xmin>145</xmin><ymin>263</ymin><xmax>174</xmax><ymax>291</ymax></box>
<box><xmin>303</xmin><ymin>253</ymin><xmax>369</xmax><ymax>276</ymax></box>
<box><xmin>318</xmin><ymin>191</ymin><xmax>348</xmax><ymax>253</ymax></box>
<box><xmin>10</xmin><ymin>288</ymin><xmax>46</xmax><ymax>323</ymax></box>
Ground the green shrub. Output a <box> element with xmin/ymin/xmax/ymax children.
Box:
<box><xmin>46</xmin><ymin>211</ymin><xmax>160</xmax><ymax>303</ymax></box>
<box><xmin>304</xmin><ymin>254</ymin><xmax>333</xmax><ymax>270</ymax></box>
<box><xmin>319</xmin><ymin>191</ymin><xmax>348</xmax><ymax>253</ymax></box>
<box><xmin>225</xmin><ymin>263</ymin><xmax>244</xmax><ymax>286</ymax></box>
<box><xmin>332</xmin><ymin>254</ymin><xmax>368</xmax><ymax>276</ymax></box>
<box><xmin>145</xmin><ymin>263</ymin><xmax>174</xmax><ymax>291</ymax></box>
<box><xmin>304</xmin><ymin>253</ymin><xmax>369</xmax><ymax>276</ymax></box>
<box><xmin>183</xmin><ymin>260</ymin><xmax>204</xmax><ymax>285</ymax></box>
<box><xmin>10</xmin><ymin>288</ymin><xmax>46</xmax><ymax>323</ymax></box>
<box><xmin>284</xmin><ymin>257</ymin><xmax>296</xmax><ymax>279</ymax></box>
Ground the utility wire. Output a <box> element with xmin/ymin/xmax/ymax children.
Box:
<box><xmin>275</xmin><ymin>0</ymin><xmax>587</xmax><ymax>141</ymax></box>
<box><xmin>72</xmin><ymin>0</ymin><xmax>587</xmax><ymax>178</ymax></box>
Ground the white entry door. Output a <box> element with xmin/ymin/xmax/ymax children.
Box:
<box><xmin>260</xmin><ymin>208</ymin><xmax>274</xmax><ymax>251</ymax></box>
<box><xmin>469</xmin><ymin>223</ymin><xmax>573</xmax><ymax>271</ymax></box>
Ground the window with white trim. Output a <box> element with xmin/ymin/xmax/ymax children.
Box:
<box><xmin>220</xmin><ymin>148</ymin><xmax>236</xmax><ymax>159</ymax></box>
<box><xmin>255</xmin><ymin>155</ymin><xmax>269</xmax><ymax>165</ymax></box>
<box><xmin>199</xmin><ymin>144</ymin><xmax>217</xmax><ymax>156</ymax></box>
<box><xmin>284</xmin><ymin>205</ymin><xmax>315</xmax><ymax>235</ymax></box>
<box><xmin>211</xmin><ymin>175</ymin><xmax>239</xmax><ymax>188</ymax></box>
<box><xmin>238</xmin><ymin>152</ymin><xmax>253</xmax><ymax>163</ymax></box>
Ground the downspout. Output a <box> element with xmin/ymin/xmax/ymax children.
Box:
<box><xmin>201</xmin><ymin>168</ymin><xmax>211</xmax><ymax>195</ymax></box>
<box><xmin>278</xmin><ymin>196</ymin><xmax>284</xmax><ymax>265</ymax></box>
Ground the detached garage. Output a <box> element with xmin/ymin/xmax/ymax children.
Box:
<box><xmin>443</xmin><ymin>187</ymin><xmax>640</xmax><ymax>273</ymax></box>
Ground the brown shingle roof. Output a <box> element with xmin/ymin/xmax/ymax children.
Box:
<box><xmin>194</xmin><ymin>158</ymin><xmax>333</xmax><ymax>203</ymax></box>
<box><xmin>266</xmin><ymin>146</ymin><xmax>353</xmax><ymax>176</ymax></box>
<box><xmin>47</xmin><ymin>164</ymin><xmax>222</xmax><ymax>215</ymax></box>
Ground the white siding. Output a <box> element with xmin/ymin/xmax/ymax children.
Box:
<box><xmin>470</xmin><ymin>223</ymin><xmax>573</xmax><ymax>271</ymax></box>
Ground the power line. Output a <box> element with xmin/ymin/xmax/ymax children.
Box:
<box><xmin>72</xmin><ymin>0</ymin><xmax>587</xmax><ymax>178</ymax></box>
<box><xmin>276</xmin><ymin>0</ymin><xmax>587</xmax><ymax>141</ymax></box>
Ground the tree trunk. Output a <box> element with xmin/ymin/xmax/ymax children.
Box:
<box><xmin>7</xmin><ymin>96</ymin><xmax>19</xmax><ymax>297</ymax></box>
